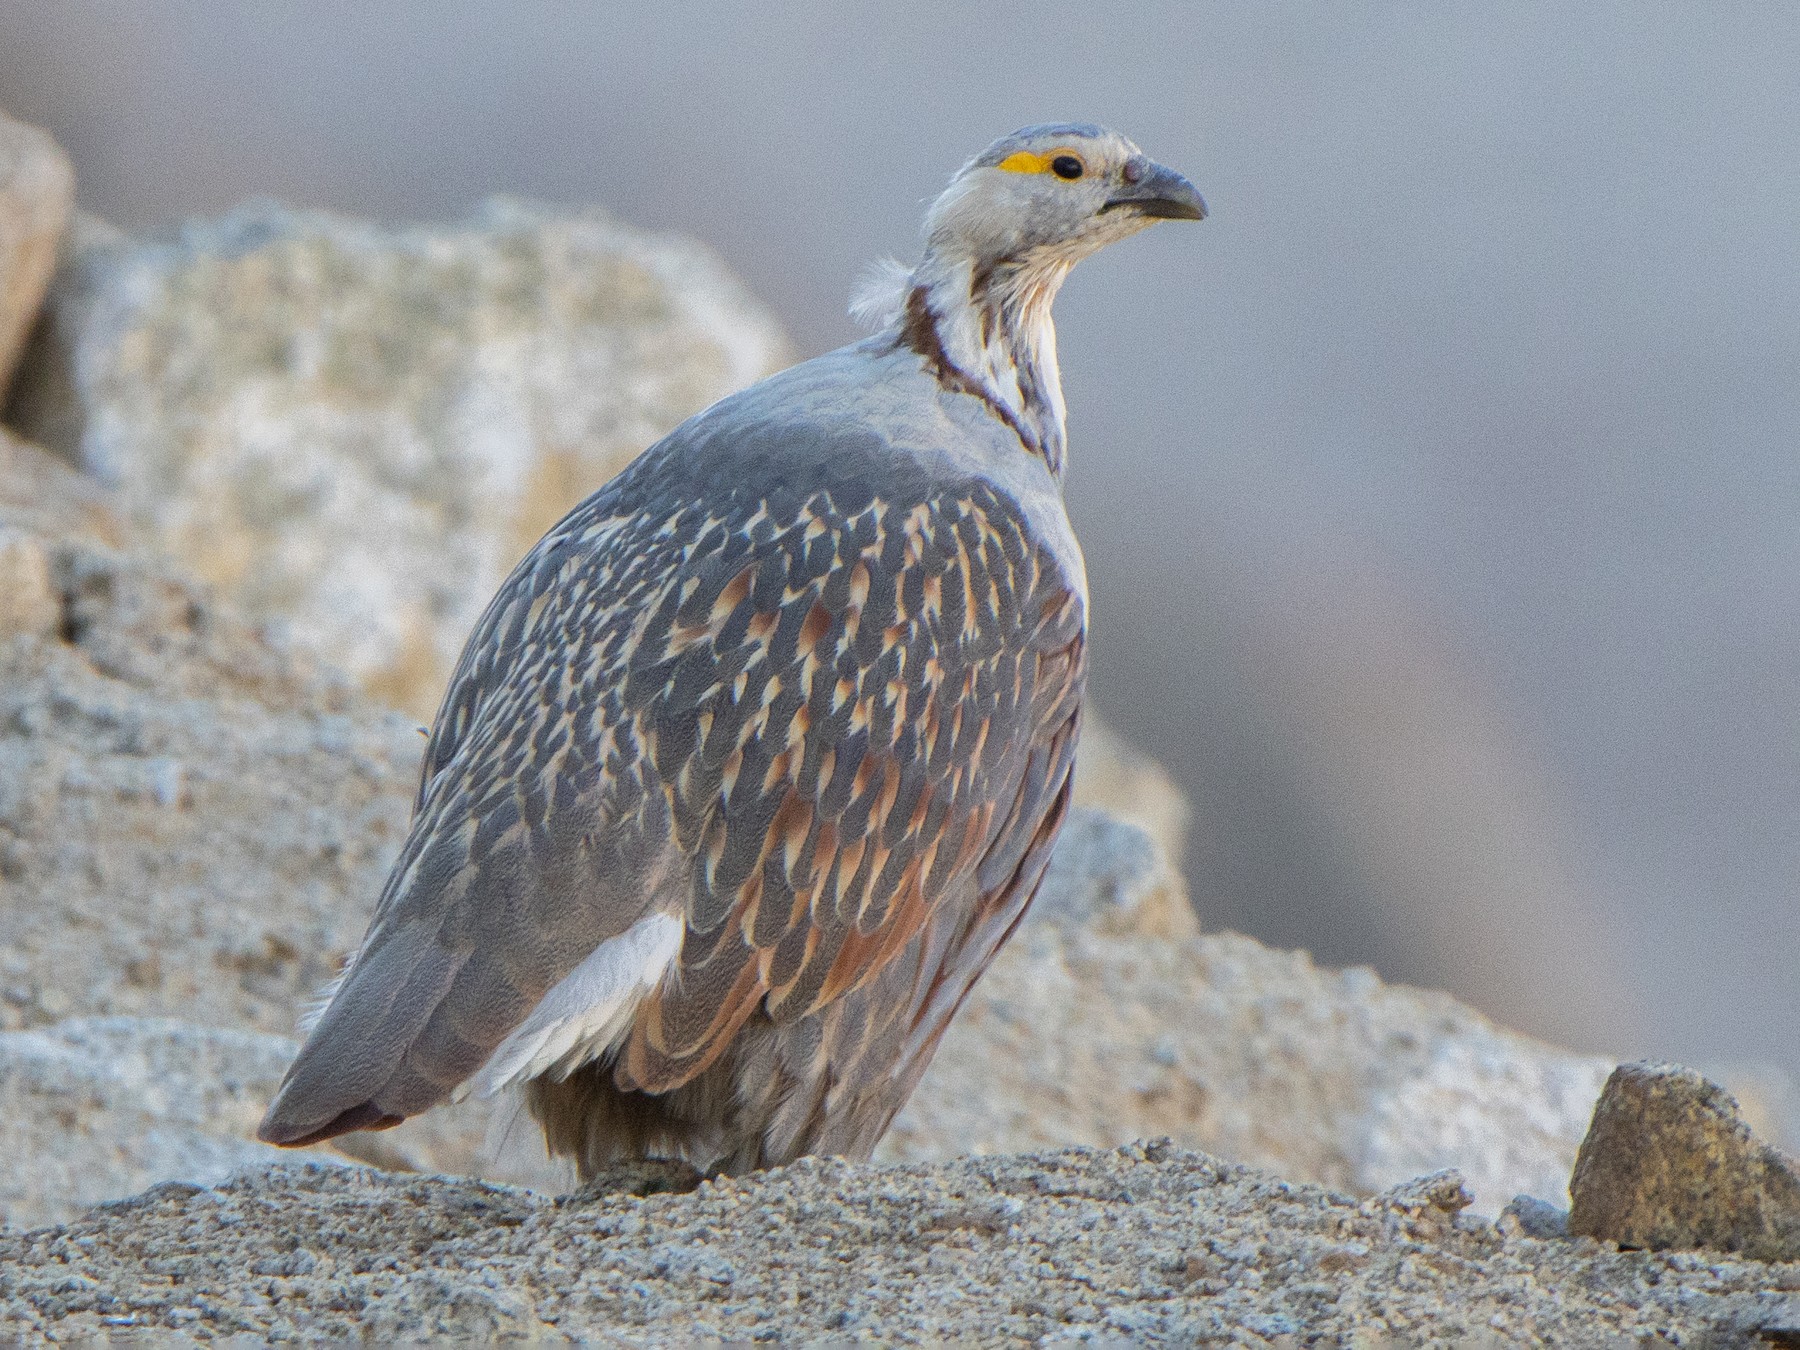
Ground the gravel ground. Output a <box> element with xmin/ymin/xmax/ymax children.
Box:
<box><xmin>3</xmin><ymin>1145</ymin><xmax>1798</xmax><ymax>1345</ymax></box>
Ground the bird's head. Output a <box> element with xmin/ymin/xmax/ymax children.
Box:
<box><xmin>851</xmin><ymin>123</ymin><xmax>1204</xmax><ymax>475</ymax></box>
<box><xmin>923</xmin><ymin>123</ymin><xmax>1205</xmax><ymax>270</ymax></box>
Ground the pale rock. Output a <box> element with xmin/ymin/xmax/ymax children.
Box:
<box><xmin>0</xmin><ymin>455</ymin><xmax>553</xmax><ymax>1200</ymax></box>
<box><xmin>6</xmin><ymin>197</ymin><xmax>789</xmax><ymax>715</ymax></box>
<box><xmin>0</xmin><ymin>1017</ymin><xmax>344</xmax><ymax>1229</ymax></box>
<box><xmin>1027</xmin><ymin>805</ymin><xmax>1195</xmax><ymax>940</ymax></box>
<box><xmin>0</xmin><ymin>425</ymin><xmax>130</xmax><ymax>546</ymax></box>
<box><xmin>1349</xmin><ymin>1034</ymin><xmax>1613</xmax><ymax>1215</ymax></box>
<box><xmin>0</xmin><ymin>109</ymin><xmax>72</xmax><ymax>399</ymax></box>
<box><xmin>0</xmin><ymin>533</ymin><xmax>421</xmax><ymax>1040</ymax></box>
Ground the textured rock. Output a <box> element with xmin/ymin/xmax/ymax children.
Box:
<box><xmin>5</xmin><ymin>197</ymin><xmax>789</xmax><ymax>715</ymax></box>
<box><xmin>1499</xmin><ymin>1193</ymin><xmax>1571</xmax><ymax>1241</ymax></box>
<box><xmin>0</xmin><ymin>110</ymin><xmax>72</xmax><ymax>399</ymax></box>
<box><xmin>0</xmin><ymin>531</ymin><xmax>421</xmax><ymax>1039</ymax></box>
<box><xmin>5</xmin><ymin>1147</ymin><xmax>1799</xmax><ymax>1345</ymax></box>
<box><xmin>1569</xmin><ymin>1060</ymin><xmax>1800</xmax><ymax>1261</ymax></box>
<box><xmin>0</xmin><ymin>524</ymin><xmax>58</xmax><ymax>639</ymax></box>
<box><xmin>0</xmin><ymin>1018</ymin><xmax>345</xmax><ymax>1229</ymax></box>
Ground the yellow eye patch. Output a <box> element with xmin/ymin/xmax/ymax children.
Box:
<box><xmin>997</xmin><ymin>149</ymin><xmax>1082</xmax><ymax>175</ymax></box>
<box><xmin>997</xmin><ymin>151</ymin><xmax>1050</xmax><ymax>173</ymax></box>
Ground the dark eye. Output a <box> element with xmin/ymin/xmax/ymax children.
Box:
<box><xmin>1050</xmin><ymin>155</ymin><xmax>1084</xmax><ymax>180</ymax></box>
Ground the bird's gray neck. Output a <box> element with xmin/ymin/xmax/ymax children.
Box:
<box><xmin>895</xmin><ymin>251</ymin><xmax>1070</xmax><ymax>476</ymax></box>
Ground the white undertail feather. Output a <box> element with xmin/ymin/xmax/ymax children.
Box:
<box><xmin>458</xmin><ymin>911</ymin><xmax>686</xmax><ymax>1100</ymax></box>
<box><xmin>848</xmin><ymin>256</ymin><xmax>912</xmax><ymax>330</ymax></box>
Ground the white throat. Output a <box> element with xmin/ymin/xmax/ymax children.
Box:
<box><xmin>879</xmin><ymin>247</ymin><xmax>1072</xmax><ymax>475</ymax></box>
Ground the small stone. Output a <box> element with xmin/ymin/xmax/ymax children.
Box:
<box><xmin>562</xmin><ymin>1158</ymin><xmax>705</xmax><ymax>1203</ymax></box>
<box><xmin>1498</xmin><ymin>1194</ymin><xmax>1570</xmax><ymax>1240</ymax></box>
<box><xmin>1376</xmin><ymin>1169</ymin><xmax>1473</xmax><ymax>1217</ymax></box>
<box><xmin>1567</xmin><ymin>1060</ymin><xmax>1800</xmax><ymax>1260</ymax></box>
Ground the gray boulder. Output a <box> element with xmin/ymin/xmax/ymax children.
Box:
<box><xmin>5</xmin><ymin>197</ymin><xmax>789</xmax><ymax>715</ymax></box>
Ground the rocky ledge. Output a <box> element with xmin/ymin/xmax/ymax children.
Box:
<box><xmin>4</xmin><ymin>1147</ymin><xmax>1800</xmax><ymax>1346</ymax></box>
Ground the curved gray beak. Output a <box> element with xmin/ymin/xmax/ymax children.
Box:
<box><xmin>1104</xmin><ymin>159</ymin><xmax>1207</xmax><ymax>221</ymax></box>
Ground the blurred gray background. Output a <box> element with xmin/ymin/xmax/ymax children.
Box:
<box><xmin>3</xmin><ymin>1</ymin><xmax>1795</xmax><ymax>1069</ymax></box>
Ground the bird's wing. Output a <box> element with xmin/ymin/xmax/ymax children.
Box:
<box><xmin>612</xmin><ymin>472</ymin><xmax>1085</xmax><ymax>1094</ymax></box>
<box><xmin>259</xmin><ymin>437</ymin><xmax>1083</xmax><ymax>1145</ymax></box>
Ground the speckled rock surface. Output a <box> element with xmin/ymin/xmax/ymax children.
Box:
<box><xmin>5</xmin><ymin>197</ymin><xmax>790</xmax><ymax>714</ymax></box>
<box><xmin>0</xmin><ymin>528</ymin><xmax>421</xmax><ymax>1040</ymax></box>
<box><xmin>5</xmin><ymin>1146</ymin><xmax>1800</xmax><ymax>1345</ymax></box>
<box><xmin>0</xmin><ymin>109</ymin><xmax>72</xmax><ymax>398</ymax></box>
<box><xmin>1570</xmin><ymin>1061</ymin><xmax>1800</xmax><ymax>1262</ymax></box>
